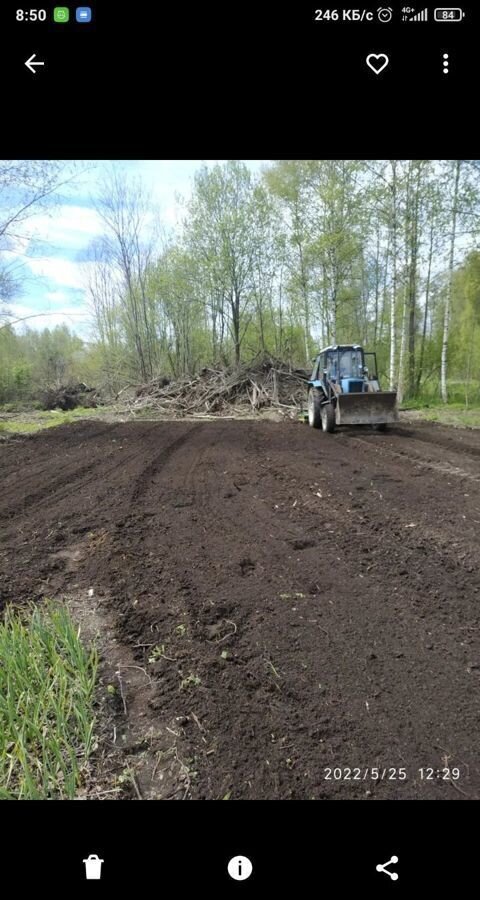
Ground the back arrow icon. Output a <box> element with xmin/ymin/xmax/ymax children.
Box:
<box><xmin>25</xmin><ymin>54</ymin><xmax>45</xmax><ymax>74</ymax></box>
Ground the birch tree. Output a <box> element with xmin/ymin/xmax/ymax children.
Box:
<box><xmin>94</xmin><ymin>170</ymin><xmax>159</xmax><ymax>382</ymax></box>
<box><xmin>441</xmin><ymin>160</ymin><xmax>461</xmax><ymax>403</ymax></box>
<box><xmin>186</xmin><ymin>161</ymin><xmax>265</xmax><ymax>366</ymax></box>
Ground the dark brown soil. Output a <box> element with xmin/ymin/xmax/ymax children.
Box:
<box><xmin>1</xmin><ymin>418</ymin><xmax>480</xmax><ymax>800</ymax></box>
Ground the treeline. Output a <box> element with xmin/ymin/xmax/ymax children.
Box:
<box><xmin>2</xmin><ymin>160</ymin><xmax>480</xmax><ymax>406</ymax></box>
<box><xmin>0</xmin><ymin>325</ymin><xmax>93</xmax><ymax>403</ymax></box>
<box><xmin>86</xmin><ymin>160</ymin><xmax>480</xmax><ymax>404</ymax></box>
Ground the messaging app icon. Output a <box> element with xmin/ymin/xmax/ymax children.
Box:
<box><xmin>76</xmin><ymin>7</ymin><xmax>92</xmax><ymax>22</ymax></box>
<box><xmin>54</xmin><ymin>7</ymin><xmax>70</xmax><ymax>22</ymax></box>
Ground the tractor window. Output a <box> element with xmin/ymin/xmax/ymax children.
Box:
<box><xmin>325</xmin><ymin>351</ymin><xmax>338</xmax><ymax>380</ymax></box>
<box><xmin>338</xmin><ymin>350</ymin><xmax>364</xmax><ymax>379</ymax></box>
<box><xmin>364</xmin><ymin>353</ymin><xmax>378</xmax><ymax>380</ymax></box>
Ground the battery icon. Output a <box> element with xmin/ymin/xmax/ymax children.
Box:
<box><xmin>434</xmin><ymin>8</ymin><xmax>465</xmax><ymax>20</ymax></box>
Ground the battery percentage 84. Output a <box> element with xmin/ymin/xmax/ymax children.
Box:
<box><xmin>434</xmin><ymin>8</ymin><xmax>465</xmax><ymax>20</ymax></box>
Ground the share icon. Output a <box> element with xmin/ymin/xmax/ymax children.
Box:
<box><xmin>376</xmin><ymin>856</ymin><xmax>399</xmax><ymax>880</ymax></box>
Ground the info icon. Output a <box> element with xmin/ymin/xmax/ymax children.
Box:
<box><xmin>227</xmin><ymin>856</ymin><xmax>253</xmax><ymax>881</ymax></box>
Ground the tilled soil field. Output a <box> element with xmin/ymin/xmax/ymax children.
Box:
<box><xmin>1</xmin><ymin>418</ymin><xmax>480</xmax><ymax>800</ymax></box>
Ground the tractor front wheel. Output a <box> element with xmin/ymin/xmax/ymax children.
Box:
<box><xmin>308</xmin><ymin>389</ymin><xmax>322</xmax><ymax>428</ymax></box>
<box><xmin>321</xmin><ymin>402</ymin><xmax>335</xmax><ymax>433</ymax></box>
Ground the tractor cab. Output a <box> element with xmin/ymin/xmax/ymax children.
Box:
<box><xmin>312</xmin><ymin>345</ymin><xmax>372</xmax><ymax>393</ymax></box>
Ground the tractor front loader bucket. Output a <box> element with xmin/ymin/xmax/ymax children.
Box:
<box><xmin>335</xmin><ymin>392</ymin><xmax>398</xmax><ymax>426</ymax></box>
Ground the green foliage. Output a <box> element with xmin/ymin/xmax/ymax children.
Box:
<box><xmin>3</xmin><ymin>161</ymin><xmax>480</xmax><ymax>406</ymax></box>
<box><xmin>0</xmin><ymin>324</ymin><xmax>98</xmax><ymax>404</ymax></box>
<box><xmin>448</xmin><ymin>251</ymin><xmax>480</xmax><ymax>406</ymax></box>
<box><xmin>0</xmin><ymin>601</ymin><xmax>97</xmax><ymax>799</ymax></box>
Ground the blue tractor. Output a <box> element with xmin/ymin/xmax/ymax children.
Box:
<box><xmin>307</xmin><ymin>344</ymin><xmax>398</xmax><ymax>433</ymax></box>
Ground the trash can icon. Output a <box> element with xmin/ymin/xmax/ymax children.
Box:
<box><xmin>83</xmin><ymin>854</ymin><xmax>104</xmax><ymax>880</ymax></box>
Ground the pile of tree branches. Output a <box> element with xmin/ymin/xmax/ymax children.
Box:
<box><xmin>39</xmin><ymin>382</ymin><xmax>99</xmax><ymax>411</ymax></box>
<box><xmin>126</xmin><ymin>355</ymin><xmax>310</xmax><ymax>418</ymax></box>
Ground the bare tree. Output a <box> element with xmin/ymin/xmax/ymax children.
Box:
<box><xmin>93</xmin><ymin>170</ymin><xmax>159</xmax><ymax>382</ymax></box>
<box><xmin>0</xmin><ymin>159</ymin><xmax>87</xmax><ymax>315</ymax></box>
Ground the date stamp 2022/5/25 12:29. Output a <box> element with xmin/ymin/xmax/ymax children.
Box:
<box><xmin>323</xmin><ymin>766</ymin><xmax>462</xmax><ymax>781</ymax></box>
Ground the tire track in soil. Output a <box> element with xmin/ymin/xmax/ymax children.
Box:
<box><xmin>217</xmin><ymin>426</ymin><xmax>403</xmax><ymax>799</ymax></box>
<box><xmin>170</xmin><ymin>422</ymin><xmax>480</xmax><ymax>800</ymax></box>
<box><xmin>0</xmin><ymin>423</ymin><xmax>196</xmax><ymax>608</ymax></box>
<box><xmin>0</xmin><ymin>421</ymin><xmax>121</xmax><ymax>482</ymax></box>
<box><xmin>397</xmin><ymin>422</ymin><xmax>480</xmax><ymax>462</ymax></box>
<box><xmin>81</xmin><ymin>423</ymin><xmax>278</xmax><ymax>798</ymax></box>
<box><xmin>1</xmin><ymin>424</ymin><xmax>210</xmax><ymax>799</ymax></box>
<box><xmin>176</xmin><ymin>423</ymin><xmax>361</xmax><ymax>800</ymax></box>
<box><xmin>0</xmin><ymin>421</ymin><xmax>176</xmax><ymax>521</ymax></box>
<box><xmin>100</xmin><ymin>425</ymin><xmax>230</xmax><ymax>798</ymax></box>
<box><xmin>351</xmin><ymin>434</ymin><xmax>480</xmax><ymax>484</ymax></box>
<box><xmin>112</xmin><ymin>423</ymin><xmax>394</xmax><ymax>799</ymax></box>
<box><xmin>130</xmin><ymin>426</ymin><xmax>200</xmax><ymax>502</ymax></box>
<box><xmin>172</xmin><ymin>423</ymin><xmax>306</xmax><ymax>800</ymax></box>
<box><xmin>294</xmin><ymin>426</ymin><xmax>480</xmax><ymax>799</ymax></box>
<box><xmin>2</xmin><ymin>419</ymin><xmax>480</xmax><ymax>800</ymax></box>
<box><xmin>91</xmin><ymin>424</ymin><xmax>219</xmax><ymax>799</ymax></box>
<box><xmin>0</xmin><ymin>422</ymin><xmax>127</xmax><ymax>517</ymax></box>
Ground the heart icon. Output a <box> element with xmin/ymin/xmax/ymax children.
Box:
<box><xmin>366</xmin><ymin>53</ymin><xmax>389</xmax><ymax>74</ymax></box>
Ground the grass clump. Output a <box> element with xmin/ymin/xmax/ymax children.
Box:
<box><xmin>0</xmin><ymin>407</ymin><xmax>101</xmax><ymax>435</ymax></box>
<box><xmin>180</xmin><ymin>673</ymin><xmax>201</xmax><ymax>690</ymax></box>
<box><xmin>0</xmin><ymin>601</ymin><xmax>98</xmax><ymax>799</ymax></box>
<box><xmin>0</xmin><ymin>421</ymin><xmax>45</xmax><ymax>434</ymax></box>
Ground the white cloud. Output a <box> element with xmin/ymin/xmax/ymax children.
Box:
<box><xmin>7</xmin><ymin>303</ymin><xmax>91</xmax><ymax>334</ymax></box>
<box><xmin>24</xmin><ymin>257</ymin><xmax>93</xmax><ymax>290</ymax></box>
<box><xmin>3</xmin><ymin>161</ymin><xmax>265</xmax><ymax>336</ymax></box>
<box><xmin>21</xmin><ymin>205</ymin><xmax>104</xmax><ymax>251</ymax></box>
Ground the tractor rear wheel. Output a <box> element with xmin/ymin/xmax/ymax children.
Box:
<box><xmin>308</xmin><ymin>389</ymin><xmax>322</xmax><ymax>428</ymax></box>
<box><xmin>321</xmin><ymin>402</ymin><xmax>335</xmax><ymax>433</ymax></box>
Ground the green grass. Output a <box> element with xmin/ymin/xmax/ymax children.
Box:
<box><xmin>403</xmin><ymin>380</ymin><xmax>480</xmax><ymax>429</ymax></box>
<box><xmin>0</xmin><ymin>601</ymin><xmax>98</xmax><ymax>799</ymax></box>
<box><xmin>0</xmin><ymin>419</ymin><xmax>66</xmax><ymax>434</ymax></box>
<box><xmin>410</xmin><ymin>406</ymin><xmax>480</xmax><ymax>428</ymax></box>
<box><xmin>0</xmin><ymin>407</ymin><xmax>100</xmax><ymax>435</ymax></box>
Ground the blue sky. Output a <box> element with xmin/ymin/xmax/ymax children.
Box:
<box><xmin>5</xmin><ymin>160</ymin><xmax>266</xmax><ymax>338</ymax></box>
